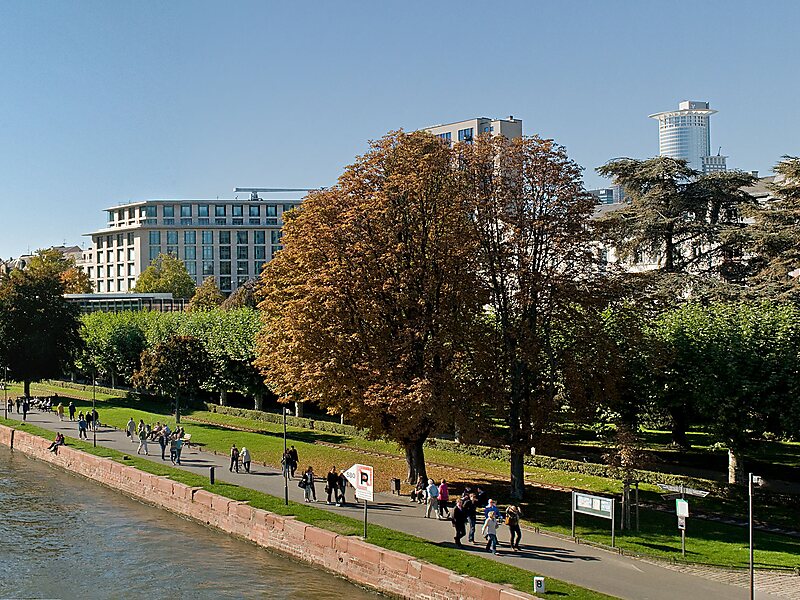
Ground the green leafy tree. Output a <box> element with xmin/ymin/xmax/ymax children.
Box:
<box><xmin>134</xmin><ymin>254</ymin><xmax>196</xmax><ymax>299</ymax></box>
<box><xmin>596</xmin><ymin>157</ymin><xmax>755</xmax><ymax>302</ymax></box>
<box><xmin>743</xmin><ymin>156</ymin><xmax>800</xmax><ymax>300</ymax></box>
<box><xmin>0</xmin><ymin>259</ymin><xmax>82</xmax><ymax>396</ymax></box>
<box><xmin>78</xmin><ymin>312</ymin><xmax>147</xmax><ymax>387</ymax></box>
<box><xmin>188</xmin><ymin>276</ymin><xmax>224</xmax><ymax>312</ymax></box>
<box><xmin>655</xmin><ymin>302</ymin><xmax>800</xmax><ymax>483</ymax></box>
<box><xmin>25</xmin><ymin>247</ymin><xmax>93</xmax><ymax>293</ymax></box>
<box><xmin>131</xmin><ymin>335</ymin><xmax>209</xmax><ymax>423</ymax></box>
<box><xmin>256</xmin><ymin>131</ymin><xmax>483</xmax><ymax>483</ymax></box>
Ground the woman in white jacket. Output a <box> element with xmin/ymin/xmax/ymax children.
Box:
<box><xmin>481</xmin><ymin>511</ymin><xmax>501</xmax><ymax>555</ymax></box>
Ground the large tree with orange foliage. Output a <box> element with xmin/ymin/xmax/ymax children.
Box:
<box><xmin>255</xmin><ymin>131</ymin><xmax>483</xmax><ymax>483</ymax></box>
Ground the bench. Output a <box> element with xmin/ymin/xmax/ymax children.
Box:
<box><xmin>181</xmin><ymin>433</ymin><xmax>193</xmax><ymax>448</ymax></box>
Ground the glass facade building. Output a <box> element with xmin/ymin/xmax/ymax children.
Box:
<box><xmin>649</xmin><ymin>101</ymin><xmax>727</xmax><ymax>174</ymax></box>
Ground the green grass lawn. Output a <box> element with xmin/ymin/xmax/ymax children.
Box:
<box><xmin>0</xmin><ymin>416</ymin><xmax>614</xmax><ymax>600</ymax></box>
<box><xmin>8</xmin><ymin>381</ymin><xmax>800</xmax><ymax>570</ymax></box>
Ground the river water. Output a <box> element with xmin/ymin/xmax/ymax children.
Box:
<box><xmin>0</xmin><ymin>446</ymin><xmax>381</xmax><ymax>599</ymax></box>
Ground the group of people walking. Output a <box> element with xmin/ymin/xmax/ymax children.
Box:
<box><xmin>126</xmin><ymin>417</ymin><xmax>186</xmax><ymax>464</ymax></box>
<box><xmin>411</xmin><ymin>478</ymin><xmax>523</xmax><ymax>554</ymax></box>
<box><xmin>229</xmin><ymin>444</ymin><xmax>252</xmax><ymax>473</ymax></box>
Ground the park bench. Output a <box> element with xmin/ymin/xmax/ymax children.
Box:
<box><xmin>181</xmin><ymin>433</ymin><xmax>193</xmax><ymax>448</ymax></box>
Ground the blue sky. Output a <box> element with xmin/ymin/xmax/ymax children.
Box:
<box><xmin>1</xmin><ymin>1</ymin><xmax>798</xmax><ymax>258</ymax></box>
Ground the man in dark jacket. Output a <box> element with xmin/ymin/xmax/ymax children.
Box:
<box><xmin>326</xmin><ymin>466</ymin><xmax>340</xmax><ymax>505</ymax></box>
<box><xmin>463</xmin><ymin>492</ymin><xmax>478</xmax><ymax>543</ymax></box>
<box><xmin>452</xmin><ymin>498</ymin><xmax>468</xmax><ymax>548</ymax></box>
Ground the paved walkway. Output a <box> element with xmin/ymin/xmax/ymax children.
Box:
<box><xmin>8</xmin><ymin>409</ymin><xmax>796</xmax><ymax>600</ymax></box>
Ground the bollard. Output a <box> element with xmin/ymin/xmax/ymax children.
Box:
<box><xmin>533</xmin><ymin>576</ymin><xmax>546</xmax><ymax>594</ymax></box>
<box><xmin>209</xmin><ymin>466</ymin><xmax>215</xmax><ymax>485</ymax></box>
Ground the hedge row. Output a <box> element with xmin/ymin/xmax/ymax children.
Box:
<box><xmin>203</xmin><ymin>403</ymin><xmax>368</xmax><ymax>437</ymax></box>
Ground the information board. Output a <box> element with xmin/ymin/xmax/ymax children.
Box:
<box><xmin>573</xmin><ymin>492</ymin><xmax>614</xmax><ymax>520</ymax></box>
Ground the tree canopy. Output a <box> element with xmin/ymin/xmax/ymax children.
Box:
<box><xmin>134</xmin><ymin>253</ymin><xmax>196</xmax><ymax>298</ymax></box>
<box><xmin>0</xmin><ymin>253</ymin><xmax>82</xmax><ymax>396</ymax></box>
<box><xmin>188</xmin><ymin>276</ymin><xmax>224</xmax><ymax>312</ymax></box>
<box><xmin>256</xmin><ymin>131</ymin><xmax>483</xmax><ymax>482</ymax></box>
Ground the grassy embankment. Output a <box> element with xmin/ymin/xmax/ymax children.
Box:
<box><xmin>10</xmin><ymin>381</ymin><xmax>800</xmax><ymax>571</ymax></box>
<box><xmin>0</xmin><ymin>416</ymin><xmax>615</xmax><ymax>600</ymax></box>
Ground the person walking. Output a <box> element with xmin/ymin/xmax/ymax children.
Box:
<box><xmin>158</xmin><ymin>431</ymin><xmax>167</xmax><ymax>461</ymax></box>
<box><xmin>326</xmin><ymin>466</ymin><xmax>339</xmax><ymax>505</ymax></box>
<box><xmin>438</xmin><ymin>479</ymin><xmax>451</xmax><ymax>519</ymax></box>
<box><xmin>85</xmin><ymin>410</ymin><xmax>93</xmax><ymax>431</ymax></box>
<box><xmin>137</xmin><ymin>428</ymin><xmax>149</xmax><ymax>455</ymax></box>
<box><xmin>169</xmin><ymin>437</ymin><xmax>177</xmax><ymax>464</ymax></box>
<box><xmin>21</xmin><ymin>399</ymin><xmax>29</xmax><ymax>421</ymax></box>
<box><xmin>464</xmin><ymin>492</ymin><xmax>478</xmax><ymax>543</ymax></box>
<box><xmin>484</xmin><ymin>498</ymin><xmax>500</xmax><ymax>521</ymax></box>
<box><xmin>7</xmin><ymin>398</ymin><xmax>12</xmax><ymax>414</ymax></box>
<box><xmin>482</xmin><ymin>511</ymin><xmax>501</xmax><ymax>555</ymax></box>
<box><xmin>337</xmin><ymin>470</ymin><xmax>348</xmax><ymax>506</ymax></box>
<box><xmin>68</xmin><ymin>401</ymin><xmax>75</xmax><ymax>421</ymax></box>
<box><xmin>15</xmin><ymin>398</ymin><xmax>21</xmax><ymax>413</ymax></box>
<box><xmin>78</xmin><ymin>415</ymin><xmax>88</xmax><ymax>439</ymax></box>
<box><xmin>229</xmin><ymin>444</ymin><xmax>240</xmax><ymax>473</ymax></box>
<box><xmin>452</xmin><ymin>497</ymin><xmax>468</xmax><ymax>548</ymax></box>
<box><xmin>425</xmin><ymin>479</ymin><xmax>439</xmax><ymax>519</ymax></box>
<box><xmin>56</xmin><ymin>402</ymin><xmax>65</xmax><ymax>422</ymax></box>
<box><xmin>240</xmin><ymin>447</ymin><xmax>251</xmax><ymax>473</ymax></box>
<box><xmin>91</xmin><ymin>408</ymin><xmax>99</xmax><ymax>430</ymax></box>
<box><xmin>301</xmin><ymin>466</ymin><xmax>316</xmax><ymax>502</ymax></box>
<box><xmin>281</xmin><ymin>450</ymin><xmax>291</xmax><ymax>478</ymax></box>
<box><xmin>288</xmin><ymin>446</ymin><xmax>298</xmax><ymax>478</ymax></box>
<box><xmin>505</xmin><ymin>504</ymin><xmax>523</xmax><ymax>551</ymax></box>
<box><xmin>174</xmin><ymin>436</ymin><xmax>183</xmax><ymax>465</ymax></box>
<box><xmin>126</xmin><ymin>417</ymin><xmax>136</xmax><ymax>442</ymax></box>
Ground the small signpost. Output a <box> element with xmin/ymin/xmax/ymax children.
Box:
<box><xmin>344</xmin><ymin>463</ymin><xmax>374</xmax><ymax>538</ymax></box>
<box><xmin>658</xmin><ymin>483</ymin><xmax>709</xmax><ymax>558</ymax></box>
<box><xmin>571</xmin><ymin>491</ymin><xmax>616</xmax><ymax>547</ymax></box>
<box><xmin>676</xmin><ymin>498</ymin><xmax>689</xmax><ymax>556</ymax></box>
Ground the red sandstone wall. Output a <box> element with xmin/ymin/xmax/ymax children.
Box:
<box><xmin>0</xmin><ymin>425</ymin><xmax>535</xmax><ymax>600</ymax></box>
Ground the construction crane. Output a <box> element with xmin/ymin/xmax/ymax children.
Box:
<box><xmin>233</xmin><ymin>187</ymin><xmax>323</xmax><ymax>201</ymax></box>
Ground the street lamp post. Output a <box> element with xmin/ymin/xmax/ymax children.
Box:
<box><xmin>749</xmin><ymin>472</ymin><xmax>761</xmax><ymax>600</ymax></box>
<box><xmin>283</xmin><ymin>407</ymin><xmax>288</xmax><ymax>506</ymax></box>
<box><xmin>3</xmin><ymin>366</ymin><xmax>8</xmax><ymax>420</ymax></box>
<box><xmin>92</xmin><ymin>372</ymin><xmax>97</xmax><ymax>447</ymax></box>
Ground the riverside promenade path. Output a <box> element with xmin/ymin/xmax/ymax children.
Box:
<box><xmin>10</xmin><ymin>409</ymin><xmax>792</xmax><ymax>600</ymax></box>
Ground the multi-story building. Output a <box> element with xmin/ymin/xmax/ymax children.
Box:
<box><xmin>81</xmin><ymin>195</ymin><xmax>302</xmax><ymax>295</ymax></box>
<box><xmin>649</xmin><ymin>100</ymin><xmax>727</xmax><ymax>174</ymax></box>
<box><xmin>423</xmin><ymin>116</ymin><xmax>523</xmax><ymax>144</ymax></box>
<box><xmin>588</xmin><ymin>185</ymin><xmax>626</xmax><ymax>205</ymax></box>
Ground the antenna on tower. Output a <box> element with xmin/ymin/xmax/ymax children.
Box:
<box><xmin>233</xmin><ymin>187</ymin><xmax>322</xmax><ymax>201</ymax></box>
<box><xmin>718</xmin><ymin>146</ymin><xmax>722</xmax><ymax>156</ymax></box>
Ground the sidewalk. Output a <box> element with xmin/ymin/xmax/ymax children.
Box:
<box><xmin>9</xmin><ymin>408</ymin><xmax>794</xmax><ymax>600</ymax></box>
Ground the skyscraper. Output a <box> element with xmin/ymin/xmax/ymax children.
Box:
<box><xmin>649</xmin><ymin>100</ymin><xmax>727</xmax><ymax>174</ymax></box>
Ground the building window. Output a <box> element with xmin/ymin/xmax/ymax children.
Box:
<box><xmin>220</xmin><ymin>262</ymin><xmax>231</xmax><ymax>275</ymax></box>
<box><xmin>202</xmin><ymin>246</ymin><xmax>214</xmax><ymax>260</ymax></box>
<box><xmin>215</xmin><ymin>205</ymin><xmax>226</xmax><ymax>217</ymax></box>
<box><xmin>232</xmin><ymin>205</ymin><xmax>243</xmax><ymax>217</ymax></box>
<box><xmin>266</xmin><ymin>205</ymin><xmax>277</xmax><ymax>217</ymax></box>
<box><xmin>254</xmin><ymin>231</ymin><xmax>265</xmax><ymax>245</ymax></box>
<box><xmin>128</xmin><ymin>264</ymin><xmax>134</xmax><ymax>276</ymax></box>
<box><xmin>271</xmin><ymin>245</ymin><xmax>282</xmax><ymax>257</ymax></box>
<box><xmin>184</xmin><ymin>231</ymin><xmax>196</xmax><ymax>245</ymax></box>
<box><xmin>254</xmin><ymin>246</ymin><xmax>266</xmax><ymax>260</ymax></box>
<box><xmin>202</xmin><ymin>261</ymin><xmax>214</xmax><ymax>276</ymax></box>
<box><xmin>236</xmin><ymin>231</ymin><xmax>248</xmax><ymax>245</ymax></box>
<box><xmin>219</xmin><ymin>277</ymin><xmax>232</xmax><ymax>291</ymax></box>
<box><xmin>167</xmin><ymin>231</ymin><xmax>178</xmax><ymax>245</ymax></box>
<box><xmin>163</xmin><ymin>205</ymin><xmax>175</xmax><ymax>218</ymax></box>
<box><xmin>437</xmin><ymin>132</ymin><xmax>452</xmax><ymax>143</ymax></box>
<box><xmin>214</xmin><ymin>218</ymin><xmax>226</xmax><ymax>225</ymax></box>
<box><xmin>149</xmin><ymin>231</ymin><xmax>161</xmax><ymax>245</ymax></box>
<box><xmin>237</xmin><ymin>246</ymin><xmax>248</xmax><ymax>259</ymax></box>
<box><xmin>220</xmin><ymin>246</ymin><xmax>231</xmax><ymax>260</ymax></box>
<box><xmin>117</xmin><ymin>249</ymin><xmax>124</xmax><ymax>262</ymax></box>
<box><xmin>202</xmin><ymin>231</ymin><xmax>213</xmax><ymax>245</ymax></box>
<box><xmin>457</xmin><ymin>127</ymin><xmax>474</xmax><ymax>142</ymax></box>
<box><xmin>127</xmin><ymin>248</ymin><xmax>135</xmax><ymax>260</ymax></box>
<box><xmin>149</xmin><ymin>246</ymin><xmax>161</xmax><ymax>261</ymax></box>
<box><xmin>271</xmin><ymin>231</ymin><xmax>281</xmax><ymax>244</ymax></box>
<box><xmin>166</xmin><ymin>246</ymin><xmax>178</xmax><ymax>257</ymax></box>
<box><xmin>185</xmin><ymin>261</ymin><xmax>196</xmax><ymax>276</ymax></box>
<box><xmin>96</xmin><ymin>238</ymin><xmax>103</xmax><ymax>249</ymax></box>
<box><xmin>97</xmin><ymin>281</ymin><xmax>104</xmax><ymax>292</ymax></box>
<box><xmin>249</xmin><ymin>205</ymin><xmax>260</xmax><ymax>217</ymax></box>
<box><xmin>198</xmin><ymin>205</ymin><xmax>209</xmax><ymax>217</ymax></box>
<box><xmin>219</xmin><ymin>231</ymin><xmax>231</xmax><ymax>244</ymax></box>
<box><xmin>106</xmin><ymin>250</ymin><xmax>113</xmax><ymax>262</ymax></box>
<box><xmin>237</xmin><ymin>261</ymin><xmax>248</xmax><ymax>275</ymax></box>
<box><xmin>116</xmin><ymin>234</ymin><xmax>124</xmax><ymax>246</ymax></box>
<box><xmin>127</xmin><ymin>232</ymin><xmax>134</xmax><ymax>245</ymax></box>
<box><xmin>282</xmin><ymin>204</ymin><xmax>296</xmax><ymax>213</ymax></box>
<box><xmin>184</xmin><ymin>246</ymin><xmax>196</xmax><ymax>260</ymax></box>
<box><xmin>180</xmin><ymin>205</ymin><xmax>192</xmax><ymax>218</ymax></box>
<box><xmin>106</xmin><ymin>265</ymin><xmax>113</xmax><ymax>278</ymax></box>
<box><xmin>117</xmin><ymin>264</ymin><xmax>124</xmax><ymax>277</ymax></box>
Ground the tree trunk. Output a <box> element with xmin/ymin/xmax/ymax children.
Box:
<box><xmin>340</xmin><ymin>414</ymin><xmax>345</xmax><ymax>425</ymax></box>
<box><xmin>24</xmin><ymin>380</ymin><xmax>30</xmax><ymax>398</ymax></box>
<box><xmin>403</xmin><ymin>439</ymin><xmax>427</xmax><ymax>484</ymax></box>
<box><xmin>111</xmin><ymin>372</ymin><xmax>117</xmax><ymax>389</ymax></box>
<box><xmin>253</xmin><ymin>392</ymin><xmax>263</xmax><ymax>411</ymax></box>
<box><xmin>510</xmin><ymin>447</ymin><xmax>526</xmax><ymax>500</ymax></box>
<box><xmin>219</xmin><ymin>390</ymin><xmax>228</xmax><ymax>406</ymax></box>
<box><xmin>728</xmin><ymin>447</ymin><xmax>744</xmax><ymax>484</ymax></box>
<box><xmin>294</xmin><ymin>401</ymin><xmax>303</xmax><ymax>418</ymax></box>
<box><xmin>669</xmin><ymin>406</ymin><xmax>691</xmax><ymax>449</ymax></box>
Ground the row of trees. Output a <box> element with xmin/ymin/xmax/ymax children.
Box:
<box><xmin>255</xmin><ymin>132</ymin><xmax>800</xmax><ymax>493</ymax></box>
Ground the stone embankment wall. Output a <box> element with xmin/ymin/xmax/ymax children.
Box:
<box><xmin>0</xmin><ymin>426</ymin><xmax>534</xmax><ymax>600</ymax></box>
